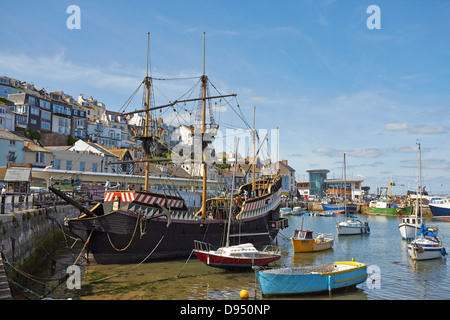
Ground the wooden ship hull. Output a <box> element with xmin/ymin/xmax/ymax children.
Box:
<box><xmin>64</xmin><ymin>176</ymin><xmax>288</xmax><ymax>264</ymax></box>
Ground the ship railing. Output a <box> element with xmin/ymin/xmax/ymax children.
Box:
<box><xmin>194</xmin><ymin>240</ymin><xmax>213</xmax><ymax>252</ymax></box>
<box><xmin>261</xmin><ymin>245</ymin><xmax>281</xmax><ymax>255</ymax></box>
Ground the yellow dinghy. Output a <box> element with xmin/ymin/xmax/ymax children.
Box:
<box><xmin>291</xmin><ymin>229</ymin><xmax>334</xmax><ymax>252</ymax></box>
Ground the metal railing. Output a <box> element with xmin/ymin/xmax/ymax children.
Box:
<box><xmin>0</xmin><ymin>189</ymin><xmax>106</xmax><ymax>214</ymax></box>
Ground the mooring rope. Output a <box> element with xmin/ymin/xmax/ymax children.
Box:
<box><xmin>106</xmin><ymin>213</ymin><xmax>141</xmax><ymax>252</ymax></box>
<box><xmin>73</xmin><ymin>229</ymin><xmax>93</xmax><ymax>265</ymax></box>
<box><xmin>86</xmin><ymin>234</ymin><xmax>165</xmax><ymax>284</ymax></box>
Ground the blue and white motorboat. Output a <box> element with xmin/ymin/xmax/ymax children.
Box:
<box><xmin>254</xmin><ymin>260</ymin><xmax>367</xmax><ymax>297</ymax></box>
<box><xmin>429</xmin><ymin>197</ymin><xmax>450</xmax><ymax>220</ymax></box>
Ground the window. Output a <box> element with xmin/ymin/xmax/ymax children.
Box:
<box><xmin>92</xmin><ymin>163</ymin><xmax>97</xmax><ymax>172</ymax></box>
<box><xmin>35</xmin><ymin>152</ymin><xmax>45</xmax><ymax>163</ymax></box>
<box><xmin>30</xmin><ymin>107</ymin><xmax>40</xmax><ymax>116</ymax></box>
<box><xmin>54</xmin><ymin>159</ymin><xmax>60</xmax><ymax>169</ymax></box>
<box><xmin>40</xmin><ymin>100</ymin><xmax>51</xmax><ymax>110</ymax></box>
<box><xmin>41</xmin><ymin>110</ymin><xmax>51</xmax><ymax>120</ymax></box>
<box><xmin>41</xmin><ymin>121</ymin><xmax>51</xmax><ymax>130</ymax></box>
<box><xmin>9</xmin><ymin>140</ymin><xmax>15</xmax><ymax>145</ymax></box>
<box><xmin>66</xmin><ymin>160</ymin><xmax>72</xmax><ymax>170</ymax></box>
<box><xmin>28</xmin><ymin>96</ymin><xmax>37</xmax><ymax>106</ymax></box>
<box><xmin>80</xmin><ymin>162</ymin><xmax>85</xmax><ymax>171</ymax></box>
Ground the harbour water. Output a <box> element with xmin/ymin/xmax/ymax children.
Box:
<box><xmin>19</xmin><ymin>213</ymin><xmax>450</xmax><ymax>300</ymax></box>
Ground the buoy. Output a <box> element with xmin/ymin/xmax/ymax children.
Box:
<box><xmin>239</xmin><ymin>289</ymin><xmax>249</xmax><ymax>299</ymax></box>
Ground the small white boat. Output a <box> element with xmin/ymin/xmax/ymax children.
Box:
<box><xmin>194</xmin><ymin>241</ymin><xmax>281</xmax><ymax>269</ymax></box>
<box><xmin>318</xmin><ymin>211</ymin><xmax>336</xmax><ymax>217</ymax></box>
<box><xmin>336</xmin><ymin>153</ymin><xmax>370</xmax><ymax>235</ymax></box>
<box><xmin>292</xmin><ymin>207</ymin><xmax>305</xmax><ymax>215</ymax></box>
<box><xmin>337</xmin><ymin>219</ymin><xmax>370</xmax><ymax>235</ymax></box>
<box><xmin>407</xmin><ymin>228</ymin><xmax>446</xmax><ymax>260</ymax></box>
<box><xmin>280</xmin><ymin>207</ymin><xmax>292</xmax><ymax>216</ymax></box>
<box><xmin>399</xmin><ymin>215</ymin><xmax>438</xmax><ymax>240</ymax></box>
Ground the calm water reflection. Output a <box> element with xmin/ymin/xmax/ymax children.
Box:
<box><xmin>54</xmin><ymin>214</ymin><xmax>450</xmax><ymax>300</ymax></box>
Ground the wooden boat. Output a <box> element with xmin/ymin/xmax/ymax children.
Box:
<box><xmin>290</xmin><ymin>218</ymin><xmax>334</xmax><ymax>252</ymax></box>
<box><xmin>254</xmin><ymin>260</ymin><xmax>367</xmax><ymax>297</ymax></box>
<box><xmin>193</xmin><ymin>241</ymin><xmax>281</xmax><ymax>269</ymax></box>
<box><xmin>53</xmin><ymin>34</ymin><xmax>288</xmax><ymax>264</ymax></box>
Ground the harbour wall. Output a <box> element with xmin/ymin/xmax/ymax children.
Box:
<box><xmin>0</xmin><ymin>205</ymin><xmax>80</xmax><ymax>270</ymax></box>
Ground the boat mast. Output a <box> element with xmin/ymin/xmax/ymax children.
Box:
<box><xmin>201</xmin><ymin>32</ymin><xmax>208</xmax><ymax>219</ymax></box>
<box><xmin>418</xmin><ymin>142</ymin><xmax>422</xmax><ymax>230</ymax></box>
<box><xmin>226</xmin><ymin>138</ymin><xmax>240</xmax><ymax>247</ymax></box>
<box><xmin>344</xmin><ymin>153</ymin><xmax>347</xmax><ymax>217</ymax></box>
<box><xmin>144</xmin><ymin>32</ymin><xmax>151</xmax><ymax>191</ymax></box>
<box><xmin>252</xmin><ymin>106</ymin><xmax>256</xmax><ymax>193</ymax></box>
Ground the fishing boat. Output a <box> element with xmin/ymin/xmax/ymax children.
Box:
<box><xmin>290</xmin><ymin>225</ymin><xmax>334</xmax><ymax>252</ymax></box>
<box><xmin>429</xmin><ymin>197</ymin><xmax>450</xmax><ymax>220</ymax></box>
<box><xmin>322</xmin><ymin>203</ymin><xmax>357</xmax><ymax>214</ymax></box>
<box><xmin>280</xmin><ymin>207</ymin><xmax>292</xmax><ymax>216</ymax></box>
<box><xmin>336</xmin><ymin>154</ymin><xmax>370</xmax><ymax>235</ymax></box>
<box><xmin>363</xmin><ymin>199</ymin><xmax>412</xmax><ymax>216</ymax></box>
<box><xmin>254</xmin><ymin>260</ymin><xmax>367</xmax><ymax>297</ymax></box>
<box><xmin>54</xmin><ymin>34</ymin><xmax>288</xmax><ymax>264</ymax></box>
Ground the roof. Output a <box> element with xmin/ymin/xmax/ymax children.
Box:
<box><xmin>4</xmin><ymin>167</ymin><xmax>31</xmax><ymax>182</ymax></box>
<box><xmin>23</xmin><ymin>141</ymin><xmax>51</xmax><ymax>153</ymax></box>
<box><xmin>0</xmin><ymin>129</ymin><xmax>25</xmax><ymax>142</ymax></box>
<box><xmin>278</xmin><ymin>160</ymin><xmax>296</xmax><ymax>173</ymax></box>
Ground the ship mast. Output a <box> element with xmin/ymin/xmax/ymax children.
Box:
<box><xmin>144</xmin><ymin>32</ymin><xmax>151</xmax><ymax>191</ymax></box>
<box><xmin>252</xmin><ymin>106</ymin><xmax>256</xmax><ymax>193</ymax></box>
<box><xmin>200</xmin><ymin>32</ymin><xmax>208</xmax><ymax>219</ymax></box>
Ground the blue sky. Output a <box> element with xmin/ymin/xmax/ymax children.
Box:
<box><xmin>1</xmin><ymin>0</ymin><xmax>450</xmax><ymax>195</ymax></box>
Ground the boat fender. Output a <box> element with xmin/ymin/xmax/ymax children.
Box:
<box><xmin>414</xmin><ymin>245</ymin><xmax>424</xmax><ymax>254</ymax></box>
<box><xmin>441</xmin><ymin>248</ymin><xmax>447</xmax><ymax>256</ymax></box>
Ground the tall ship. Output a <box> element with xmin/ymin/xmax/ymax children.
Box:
<box><xmin>52</xmin><ymin>34</ymin><xmax>288</xmax><ymax>264</ymax></box>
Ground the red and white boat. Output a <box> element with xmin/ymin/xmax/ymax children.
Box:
<box><xmin>193</xmin><ymin>241</ymin><xmax>281</xmax><ymax>269</ymax></box>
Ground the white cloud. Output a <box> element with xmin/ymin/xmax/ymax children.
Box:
<box><xmin>0</xmin><ymin>50</ymin><xmax>142</xmax><ymax>92</ymax></box>
<box><xmin>313</xmin><ymin>147</ymin><xmax>388</xmax><ymax>158</ymax></box>
<box><xmin>384</xmin><ymin>123</ymin><xmax>446</xmax><ymax>134</ymax></box>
